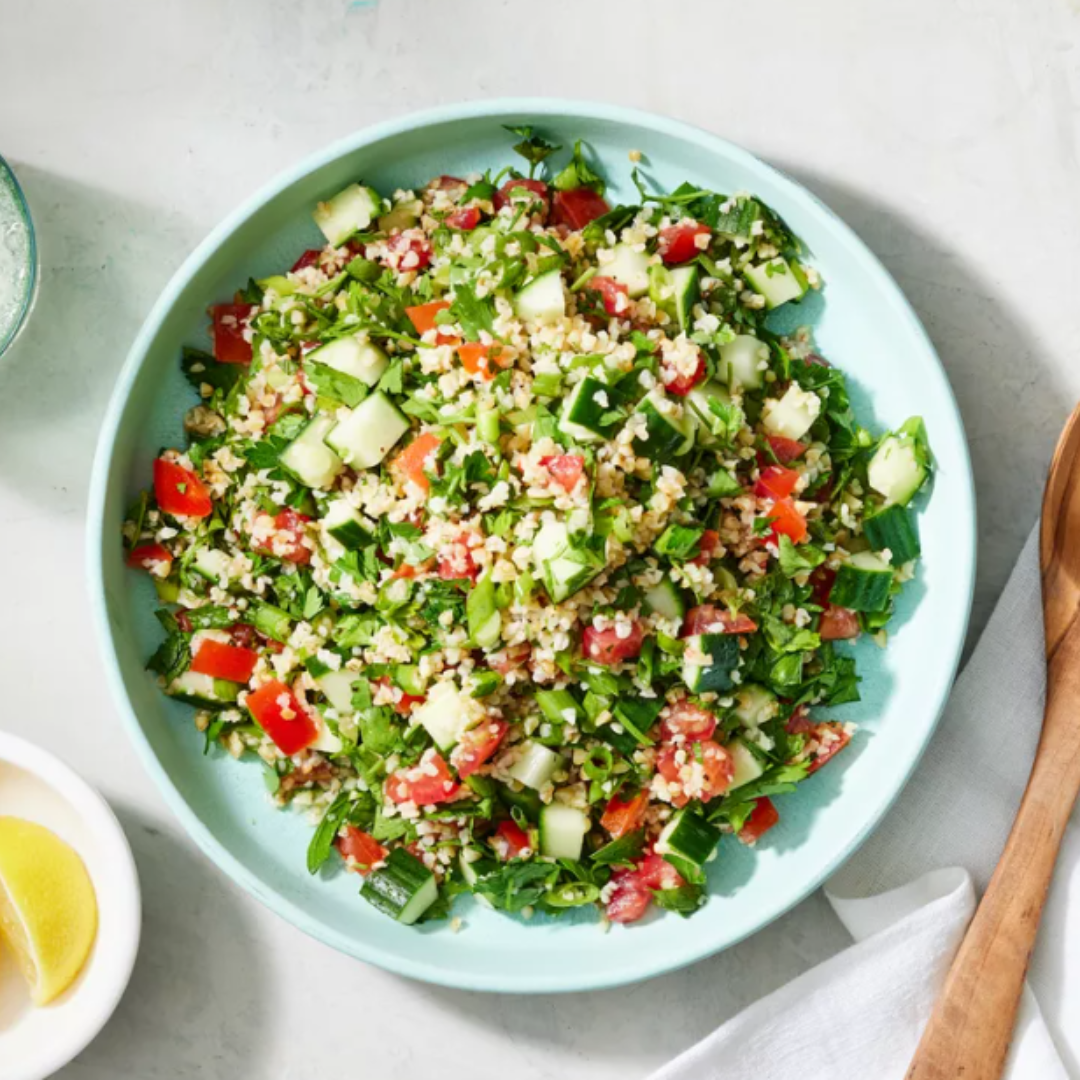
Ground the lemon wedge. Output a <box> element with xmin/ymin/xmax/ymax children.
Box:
<box><xmin>0</xmin><ymin>816</ymin><xmax>98</xmax><ymax>1005</ymax></box>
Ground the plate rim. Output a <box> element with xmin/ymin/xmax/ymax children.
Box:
<box><xmin>86</xmin><ymin>97</ymin><xmax>976</xmax><ymax>992</ymax></box>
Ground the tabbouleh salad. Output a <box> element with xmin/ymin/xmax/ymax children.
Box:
<box><xmin>123</xmin><ymin>127</ymin><xmax>932</xmax><ymax>928</ymax></box>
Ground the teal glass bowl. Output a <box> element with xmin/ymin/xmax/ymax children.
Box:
<box><xmin>88</xmin><ymin>100</ymin><xmax>975</xmax><ymax>992</ymax></box>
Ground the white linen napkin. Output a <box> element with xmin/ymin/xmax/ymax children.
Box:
<box><xmin>650</xmin><ymin>527</ymin><xmax>1078</xmax><ymax>1079</ymax></box>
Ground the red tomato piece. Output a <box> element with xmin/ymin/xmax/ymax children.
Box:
<box><xmin>582</xmin><ymin>621</ymin><xmax>645</xmax><ymax>665</ymax></box>
<box><xmin>436</xmin><ymin>535</ymin><xmax>480</xmax><ymax>582</ymax></box>
<box><xmin>290</xmin><ymin>249</ymin><xmax>322</xmax><ymax>273</ymax></box>
<box><xmin>336</xmin><ymin>826</ymin><xmax>387</xmax><ymax>875</ymax></box>
<box><xmin>457</xmin><ymin>342</ymin><xmax>510</xmax><ymax>380</ymax></box>
<box><xmin>246</xmin><ymin>680</ymin><xmax>318</xmax><ymax>755</ymax></box>
<box><xmin>600</xmin><ymin>790</ymin><xmax>649</xmax><ymax>839</ymax></box>
<box><xmin>662</xmin><ymin>352</ymin><xmax>707</xmax><ymax>397</ymax></box>
<box><xmin>452</xmin><ymin>718</ymin><xmax>509</xmax><ymax>778</ymax></box>
<box><xmin>785</xmin><ymin>704</ymin><xmax>814</xmax><ymax>736</ymax></box>
<box><xmin>657</xmin><ymin>221</ymin><xmax>711</xmax><ymax>264</ymax></box>
<box><xmin>767</xmin><ymin>435</ymin><xmax>807</xmax><ymax>464</ymax></box>
<box><xmin>682</xmin><ymin>604</ymin><xmax>758</xmax><ymax>637</ymax></box>
<box><xmin>655</xmin><ymin>739</ymin><xmax>734</xmax><ymax>807</ymax></box>
<box><xmin>405</xmin><ymin>300</ymin><xmax>451</xmax><ymax>336</ymax></box>
<box><xmin>738</xmin><ymin>797</ymin><xmax>780</xmax><ymax>845</ymax></box>
<box><xmin>754</xmin><ymin>464</ymin><xmax>800</xmax><ymax>501</ymax></box>
<box><xmin>229</xmin><ymin>623</ymin><xmax>258</xmax><ymax>649</ymax></box>
<box><xmin>392</xmin><ymin>431</ymin><xmax>441</xmax><ymax>491</ymax></box>
<box><xmin>126</xmin><ymin>542</ymin><xmax>173</xmax><ymax>576</ymax></box>
<box><xmin>810</xmin><ymin>566</ymin><xmax>837</xmax><ymax>606</ymax></box>
<box><xmin>190</xmin><ymin>638</ymin><xmax>259</xmax><ymax>684</ymax></box>
<box><xmin>432</xmin><ymin>174</ymin><xmax>467</xmax><ymax>192</ymax></box>
<box><xmin>766</xmin><ymin>497</ymin><xmax>809</xmax><ymax>545</ymax></box>
<box><xmin>688</xmin><ymin>529</ymin><xmax>722</xmax><ymax>567</ymax></box>
<box><xmin>551</xmin><ymin>188</ymin><xmax>610</xmax><ymax>230</ymax></box>
<box><xmin>807</xmin><ymin>721</ymin><xmax>852</xmax><ymax>774</ymax></box>
<box><xmin>446</xmin><ymin>206</ymin><xmax>482</xmax><ymax>231</ymax></box>
<box><xmin>660</xmin><ymin>700</ymin><xmax>718</xmax><ymax>743</ymax></box>
<box><xmin>489</xmin><ymin>642</ymin><xmax>532</xmax><ymax>676</ymax></box>
<box><xmin>493</xmin><ymin>178</ymin><xmax>550</xmax><ymax>215</ymax></box>
<box><xmin>819</xmin><ymin>605</ymin><xmax>860</xmax><ymax>640</ymax></box>
<box><xmin>382</xmin><ymin>230</ymin><xmax>433</xmax><ymax>272</ymax></box>
<box><xmin>605</xmin><ymin>874</ymin><xmax>652</xmax><ymax>924</ymax></box>
<box><xmin>374</xmin><ymin>675</ymin><xmax>425</xmax><ymax>717</ymax></box>
<box><xmin>255</xmin><ymin>508</ymin><xmax>312</xmax><ymax>565</ymax></box>
<box><xmin>153</xmin><ymin>458</ymin><xmax>213</xmax><ymax>519</ymax></box>
<box><xmin>584</xmin><ymin>275</ymin><xmax>630</xmax><ymax>317</ymax></box>
<box><xmin>493</xmin><ymin>819</ymin><xmax>531</xmax><ymax>860</ymax></box>
<box><xmin>539</xmin><ymin>453</ymin><xmax>586</xmax><ymax>493</ymax></box>
<box><xmin>211</xmin><ymin>303</ymin><xmax>256</xmax><ymax>363</ymax></box>
<box><xmin>635</xmin><ymin>853</ymin><xmax>687</xmax><ymax>891</ymax></box>
<box><xmin>385</xmin><ymin>750</ymin><xmax>461</xmax><ymax>806</ymax></box>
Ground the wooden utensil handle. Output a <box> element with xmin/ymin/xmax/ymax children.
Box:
<box><xmin>906</xmin><ymin>659</ymin><xmax>1080</xmax><ymax>1080</ymax></box>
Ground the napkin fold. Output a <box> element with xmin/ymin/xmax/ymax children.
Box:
<box><xmin>650</xmin><ymin>527</ymin><xmax>1076</xmax><ymax>1080</ymax></box>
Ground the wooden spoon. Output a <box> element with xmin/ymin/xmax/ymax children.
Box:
<box><xmin>906</xmin><ymin>401</ymin><xmax>1080</xmax><ymax>1080</ymax></box>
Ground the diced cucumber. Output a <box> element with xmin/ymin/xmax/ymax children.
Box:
<box><xmin>729</xmin><ymin>739</ymin><xmax>765</xmax><ymax>789</ymax></box>
<box><xmin>649</xmin><ymin>264</ymin><xmax>699</xmax><ymax>330</ymax></box>
<box><xmin>378</xmin><ymin>203</ymin><xmax>419</xmax><ymax>233</ymax></box>
<box><xmin>413</xmin><ymin>681</ymin><xmax>471</xmax><ymax>751</ymax></box>
<box><xmin>535</xmin><ymin>689</ymin><xmax>584</xmax><ymax>726</ymax></box>
<box><xmin>307</xmin><ymin>334</ymin><xmax>388</xmax><ymax>387</ymax></box>
<box><xmin>279</xmin><ymin>415</ymin><xmax>343</xmax><ymax>490</ymax></box>
<box><xmin>868</xmin><ymin>434</ymin><xmax>928</xmax><ymax>506</ymax></box>
<box><xmin>719</xmin><ymin>334</ymin><xmax>769</xmax><ymax>390</ymax></box>
<box><xmin>514</xmin><ymin>270</ymin><xmax>565</xmax><ymax>323</ymax></box>
<box><xmin>539</xmin><ymin>804</ymin><xmax>590</xmax><ymax>860</ymax></box>
<box><xmin>533</xmin><ymin>520</ymin><xmax>605</xmax><ymax>603</ymax></box>
<box><xmin>642</xmin><ymin>578</ymin><xmax>687</xmax><ymax>622</ymax></box>
<box><xmin>467</xmin><ymin>574</ymin><xmax>502</xmax><ymax>649</ymax></box>
<box><xmin>762</xmin><ymin>384</ymin><xmax>821</xmax><ymax>441</ymax></box>
<box><xmin>732</xmin><ymin>684</ymin><xmax>779</xmax><ymax>727</ymax></box>
<box><xmin>360</xmin><ymin>848</ymin><xmax>438</xmax><ymax>925</ymax></box>
<box><xmin>687</xmin><ymin>381</ymin><xmax>735</xmax><ymax>443</ymax></box>
<box><xmin>863</xmin><ymin>503</ymin><xmax>920</xmax><ymax>564</ymax></box>
<box><xmin>458</xmin><ymin>847</ymin><xmax>499</xmax><ymax>887</ymax></box>
<box><xmin>558</xmin><ymin>375</ymin><xmax>611</xmax><ymax>443</ymax></box>
<box><xmin>326</xmin><ymin>391</ymin><xmax>409</xmax><ymax>470</ymax></box>
<box><xmin>829</xmin><ymin>551</ymin><xmax>894</xmax><ymax>612</ymax></box>
<box><xmin>508</xmin><ymin>740</ymin><xmax>560</xmax><ymax>790</ymax></box>
<box><xmin>602</xmin><ymin>243</ymin><xmax>651</xmax><ymax>297</ymax></box>
<box><xmin>191</xmin><ymin>547</ymin><xmax>234</xmax><ymax>584</ymax></box>
<box><xmin>633</xmin><ymin>392</ymin><xmax>696</xmax><ymax>462</ymax></box>
<box><xmin>317</xmin><ymin>669</ymin><xmax>356</xmax><ymax>714</ymax></box>
<box><xmin>744</xmin><ymin>256</ymin><xmax>806</xmax><ymax>309</ymax></box>
<box><xmin>253</xmin><ymin>602</ymin><xmax>292</xmax><ymax>644</ymax></box>
<box><xmin>167</xmin><ymin>670</ymin><xmax>241</xmax><ymax>709</ymax></box>
<box><xmin>655</xmin><ymin>807</ymin><xmax>720</xmax><ymax>868</ymax></box>
<box><xmin>682</xmin><ymin>633</ymin><xmax>741</xmax><ymax>693</ymax></box>
<box><xmin>395</xmin><ymin>664</ymin><xmax>427</xmax><ymax>697</ymax></box>
<box><xmin>313</xmin><ymin>183</ymin><xmax>381</xmax><ymax>247</ymax></box>
<box><xmin>321</xmin><ymin>498</ymin><xmax>371</xmax><ymax>549</ymax></box>
<box><xmin>311</xmin><ymin>716</ymin><xmax>344</xmax><ymax>755</ymax></box>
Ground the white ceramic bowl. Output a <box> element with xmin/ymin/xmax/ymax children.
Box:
<box><xmin>0</xmin><ymin>734</ymin><xmax>140</xmax><ymax>1080</ymax></box>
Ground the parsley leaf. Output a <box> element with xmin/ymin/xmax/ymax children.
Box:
<box><xmin>503</xmin><ymin>124</ymin><xmax>561</xmax><ymax>176</ymax></box>
<box><xmin>777</xmin><ymin>535</ymin><xmax>827</xmax><ymax>577</ymax></box>
<box><xmin>552</xmin><ymin>139</ymin><xmax>606</xmax><ymax>195</ymax></box>
<box><xmin>448</xmin><ymin>282</ymin><xmax>496</xmax><ymax>342</ymax></box>
<box><xmin>181</xmin><ymin>346</ymin><xmax>242</xmax><ymax>394</ymax></box>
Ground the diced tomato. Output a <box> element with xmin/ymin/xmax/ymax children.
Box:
<box><xmin>335</xmin><ymin>826</ymin><xmax>387</xmax><ymax>875</ymax></box>
<box><xmin>390</xmin><ymin>561</ymin><xmax>427</xmax><ymax>581</ymax></box>
<box><xmin>382</xmin><ymin>229</ymin><xmax>433</xmax><ymax>272</ymax></box>
<box><xmin>551</xmin><ymin>188</ymin><xmax>610</xmax><ymax>230</ymax></box>
<box><xmin>738</xmin><ymin>797</ymin><xmax>780</xmax><ymax>845</ymax></box>
<box><xmin>493</xmin><ymin>178</ymin><xmax>549</xmax><ymax>217</ymax></box>
<box><xmin>754</xmin><ymin>464</ymin><xmax>800</xmax><ymax>501</ymax></box>
<box><xmin>452</xmin><ymin>718</ymin><xmax>509</xmax><ymax>778</ymax></box>
<box><xmin>432</xmin><ymin>174</ymin><xmax>467</xmax><ymax>191</ymax></box>
<box><xmin>374</xmin><ymin>675</ymin><xmax>425</xmax><ymax>717</ymax></box>
<box><xmin>766</xmin><ymin>497</ymin><xmax>809</xmax><ymax>545</ymax></box>
<box><xmin>190</xmin><ymin>638</ymin><xmax>259</xmax><ymax>684</ymax></box>
<box><xmin>246</xmin><ymin>680</ymin><xmax>318</xmax><ymax>755</ymax></box>
<box><xmin>153</xmin><ymin>458</ymin><xmax>213</xmax><ymax>519</ymax></box>
<box><xmin>657</xmin><ymin>221</ymin><xmax>711</xmax><ymax>265</ymax></box>
<box><xmin>539</xmin><ymin>453</ymin><xmax>586</xmax><ymax>493</ymax></box>
<box><xmin>229</xmin><ymin>623</ymin><xmax>258</xmax><ymax>649</ymax></box>
<box><xmin>655</xmin><ymin>739</ymin><xmax>734</xmax><ymax>807</ymax></box>
<box><xmin>211</xmin><ymin>303</ymin><xmax>256</xmax><ymax>363</ymax></box>
<box><xmin>819</xmin><ymin>605</ymin><xmax>860</xmax><ymax>640</ymax></box>
<box><xmin>600</xmin><ymin>790</ymin><xmax>649</xmax><ymax>838</ymax></box>
<box><xmin>290</xmin><ymin>249</ymin><xmax>322</xmax><ymax>273</ymax></box>
<box><xmin>785</xmin><ymin>704</ymin><xmax>814</xmax><ymax>735</ymax></box>
<box><xmin>766</xmin><ymin>435</ymin><xmax>807</xmax><ymax>465</ymax></box>
<box><xmin>688</xmin><ymin>529</ymin><xmax>722</xmax><ymax>567</ymax></box>
<box><xmin>810</xmin><ymin>566</ymin><xmax>837</xmax><ymax>606</ymax></box>
<box><xmin>255</xmin><ymin>508</ymin><xmax>312</xmax><ymax>565</ymax></box>
<box><xmin>489</xmin><ymin>642</ymin><xmax>532</xmax><ymax>676</ymax></box>
<box><xmin>446</xmin><ymin>206</ymin><xmax>481</xmax><ymax>231</ymax></box>
<box><xmin>126</xmin><ymin>542</ymin><xmax>173</xmax><ymax>576</ymax></box>
<box><xmin>660</xmin><ymin>700</ymin><xmax>718</xmax><ymax>743</ymax></box>
<box><xmin>605</xmin><ymin>874</ymin><xmax>652</xmax><ymax>924</ymax></box>
<box><xmin>385</xmin><ymin>750</ymin><xmax>461</xmax><ymax>806</ymax></box>
<box><xmin>635</xmin><ymin>853</ymin><xmax>687</xmax><ymax>891</ymax></box>
<box><xmin>493</xmin><ymin>819</ymin><xmax>531</xmax><ymax>860</ymax></box>
<box><xmin>582</xmin><ymin>621</ymin><xmax>644</xmax><ymax>665</ymax></box>
<box><xmin>662</xmin><ymin>352</ymin><xmax>707</xmax><ymax>397</ymax></box>
<box><xmin>584</xmin><ymin>275</ymin><xmax>630</xmax><ymax>317</ymax></box>
<box><xmin>392</xmin><ymin>431</ymin><xmax>441</xmax><ymax>492</ymax></box>
<box><xmin>437</xmin><ymin>535</ymin><xmax>480</xmax><ymax>582</ymax></box>
<box><xmin>457</xmin><ymin>342</ymin><xmax>505</xmax><ymax>380</ymax></box>
<box><xmin>807</xmin><ymin>721</ymin><xmax>852</xmax><ymax>774</ymax></box>
<box><xmin>682</xmin><ymin>604</ymin><xmax>758</xmax><ymax>637</ymax></box>
<box><xmin>405</xmin><ymin>300</ymin><xmax>451</xmax><ymax>336</ymax></box>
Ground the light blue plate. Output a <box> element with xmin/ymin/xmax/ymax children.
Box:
<box><xmin>87</xmin><ymin>99</ymin><xmax>975</xmax><ymax>992</ymax></box>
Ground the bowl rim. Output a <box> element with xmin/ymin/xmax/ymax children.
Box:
<box><xmin>0</xmin><ymin>155</ymin><xmax>38</xmax><ymax>358</ymax></box>
<box><xmin>0</xmin><ymin>732</ymin><xmax>141</xmax><ymax>1080</ymax></box>
<box><xmin>86</xmin><ymin>97</ymin><xmax>976</xmax><ymax>992</ymax></box>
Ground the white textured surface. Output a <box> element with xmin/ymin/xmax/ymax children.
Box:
<box><xmin>0</xmin><ymin>1</ymin><xmax>1078</xmax><ymax>1076</ymax></box>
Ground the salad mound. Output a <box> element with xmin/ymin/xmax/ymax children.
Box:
<box><xmin>123</xmin><ymin>128</ymin><xmax>932</xmax><ymax>927</ymax></box>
